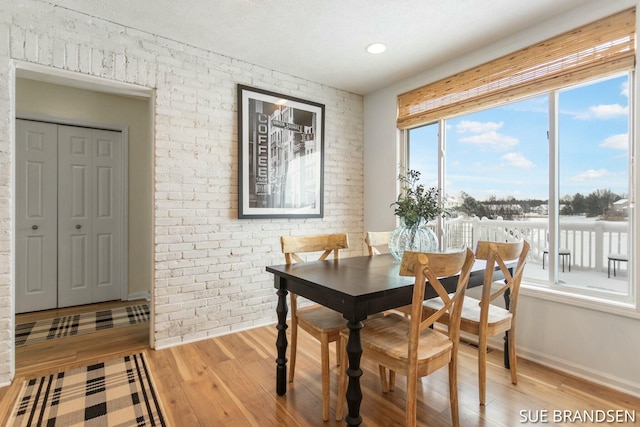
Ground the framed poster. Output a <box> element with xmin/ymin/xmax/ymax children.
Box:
<box><xmin>238</xmin><ymin>84</ymin><xmax>325</xmax><ymax>218</ymax></box>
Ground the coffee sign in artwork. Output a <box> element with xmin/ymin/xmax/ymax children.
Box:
<box><xmin>238</xmin><ymin>84</ymin><xmax>324</xmax><ymax>218</ymax></box>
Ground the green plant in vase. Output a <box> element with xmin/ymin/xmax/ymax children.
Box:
<box><xmin>389</xmin><ymin>168</ymin><xmax>447</xmax><ymax>261</ymax></box>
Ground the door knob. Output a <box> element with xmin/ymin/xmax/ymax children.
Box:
<box><xmin>32</xmin><ymin>225</ymin><xmax>38</xmax><ymax>230</ymax></box>
<box><xmin>76</xmin><ymin>224</ymin><xmax>82</xmax><ymax>229</ymax></box>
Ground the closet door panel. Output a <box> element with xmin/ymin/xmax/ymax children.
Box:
<box><xmin>58</xmin><ymin>126</ymin><xmax>93</xmax><ymax>307</ymax></box>
<box><xmin>15</xmin><ymin>120</ymin><xmax>58</xmax><ymax>313</ymax></box>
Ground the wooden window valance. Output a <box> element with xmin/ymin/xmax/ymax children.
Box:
<box><xmin>397</xmin><ymin>8</ymin><xmax>636</xmax><ymax>129</ymax></box>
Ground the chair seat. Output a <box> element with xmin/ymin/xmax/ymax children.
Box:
<box><xmin>297</xmin><ymin>305</ymin><xmax>346</xmax><ymax>335</ymax></box>
<box><xmin>339</xmin><ymin>313</ymin><xmax>453</xmax><ymax>376</ymax></box>
<box><xmin>543</xmin><ymin>248</ymin><xmax>571</xmax><ymax>255</ymax></box>
<box><xmin>608</xmin><ymin>253</ymin><xmax>628</xmax><ymax>261</ymax></box>
<box><xmin>423</xmin><ymin>294</ymin><xmax>512</xmax><ymax>336</ymax></box>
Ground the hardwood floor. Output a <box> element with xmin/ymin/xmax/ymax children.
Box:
<box><xmin>1</xmin><ymin>303</ymin><xmax>638</xmax><ymax>426</ymax></box>
<box><xmin>12</xmin><ymin>300</ymin><xmax>150</xmax><ymax>376</ymax></box>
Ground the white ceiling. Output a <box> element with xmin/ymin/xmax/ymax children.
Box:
<box><xmin>45</xmin><ymin>0</ymin><xmax>600</xmax><ymax>95</ymax></box>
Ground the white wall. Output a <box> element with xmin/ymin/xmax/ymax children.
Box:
<box><xmin>364</xmin><ymin>1</ymin><xmax>640</xmax><ymax>397</ymax></box>
<box><xmin>0</xmin><ymin>0</ymin><xmax>365</xmax><ymax>385</ymax></box>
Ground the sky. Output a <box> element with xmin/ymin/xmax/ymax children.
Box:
<box><xmin>409</xmin><ymin>73</ymin><xmax>630</xmax><ymax>202</ymax></box>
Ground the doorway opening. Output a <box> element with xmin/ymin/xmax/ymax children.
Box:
<box><xmin>12</xmin><ymin>62</ymin><xmax>155</xmax><ymax>376</ymax></box>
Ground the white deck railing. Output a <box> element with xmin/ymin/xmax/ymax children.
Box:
<box><xmin>436</xmin><ymin>216</ymin><xmax>629</xmax><ymax>273</ymax></box>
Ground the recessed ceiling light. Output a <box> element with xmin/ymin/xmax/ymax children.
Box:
<box><xmin>366</xmin><ymin>42</ymin><xmax>387</xmax><ymax>54</ymax></box>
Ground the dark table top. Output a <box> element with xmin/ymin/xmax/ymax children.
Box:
<box><xmin>267</xmin><ymin>253</ymin><xmax>493</xmax><ymax>322</ymax></box>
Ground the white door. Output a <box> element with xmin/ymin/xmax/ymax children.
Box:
<box><xmin>15</xmin><ymin>120</ymin><xmax>124</xmax><ymax>312</ymax></box>
<box><xmin>58</xmin><ymin>125</ymin><xmax>123</xmax><ymax>307</ymax></box>
<box><xmin>15</xmin><ymin>120</ymin><xmax>58</xmax><ymax>313</ymax></box>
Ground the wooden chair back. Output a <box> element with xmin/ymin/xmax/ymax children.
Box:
<box><xmin>474</xmin><ymin>240</ymin><xmax>530</xmax><ymax>319</ymax></box>
<box><xmin>400</xmin><ymin>248</ymin><xmax>475</xmax><ymax>359</ymax></box>
<box><xmin>364</xmin><ymin>231</ymin><xmax>393</xmax><ymax>256</ymax></box>
<box><xmin>281</xmin><ymin>233</ymin><xmax>349</xmax><ymax>265</ymax></box>
<box><xmin>280</xmin><ymin>233</ymin><xmax>349</xmax><ymax>306</ymax></box>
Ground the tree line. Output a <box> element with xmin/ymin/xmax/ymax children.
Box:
<box><xmin>455</xmin><ymin>189</ymin><xmax>626</xmax><ymax>220</ymax></box>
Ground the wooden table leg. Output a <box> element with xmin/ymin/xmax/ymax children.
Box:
<box><xmin>345</xmin><ymin>320</ymin><xmax>364</xmax><ymax>427</ymax></box>
<box><xmin>276</xmin><ymin>287</ymin><xmax>288</xmax><ymax>396</ymax></box>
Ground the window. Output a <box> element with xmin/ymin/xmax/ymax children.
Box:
<box><xmin>401</xmin><ymin>9</ymin><xmax>635</xmax><ymax>305</ymax></box>
<box><xmin>557</xmin><ymin>75</ymin><xmax>630</xmax><ymax>296</ymax></box>
<box><xmin>407</xmin><ymin>73</ymin><xmax>632</xmax><ymax>301</ymax></box>
<box><xmin>407</xmin><ymin>123</ymin><xmax>439</xmax><ymax>188</ymax></box>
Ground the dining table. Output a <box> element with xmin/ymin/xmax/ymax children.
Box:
<box><xmin>266</xmin><ymin>253</ymin><xmax>510</xmax><ymax>426</ymax></box>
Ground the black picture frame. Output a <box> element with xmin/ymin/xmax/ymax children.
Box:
<box><xmin>238</xmin><ymin>84</ymin><xmax>325</xmax><ymax>218</ymax></box>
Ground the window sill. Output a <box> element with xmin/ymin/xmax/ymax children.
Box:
<box><xmin>520</xmin><ymin>283</ymin><xmax>640</xmax><ymax>320</ymax></box>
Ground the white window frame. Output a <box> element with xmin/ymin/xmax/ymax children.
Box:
<box><xmin>403</xmin><ymin>71</ymin><xmax>639</xmax><ymax>316</ymax></box>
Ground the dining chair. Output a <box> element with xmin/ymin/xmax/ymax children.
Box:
<box><xmin>364</xmin><ymin>231</ymin><xmax>393</xmax><ymax>256</ymax></box>
<box><xmin>280</xmin><ymin>233</ymin><xmax>349</xmax><ymax>421</ymax></box>
<box><xmin>366</xmin><ymin>231</ymin><xmax>411</xmax><ymax>322</ymax></box>
<box><xmin>422</xmin><ymin>239</ymin><xmax>530</xmax><ymax>405</ymax></box>
<box><xmin>336</xmin><ymin>248</ymin><xmax>475</xmax><ymax>427</ymax></box>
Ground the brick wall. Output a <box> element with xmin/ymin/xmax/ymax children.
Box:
<box><xmin>0</xmin><ymin>0</ymin><xmax>364</xmax><ymax>384</ymax></box>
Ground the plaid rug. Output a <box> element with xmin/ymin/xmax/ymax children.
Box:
<box><xmin>16</xmin><ymin>304</ymin><xmax>150</xmax><ymax>347</ymax></box>
<box><xmin>8</xmin><ymin>353</ymin><xmax>167</xmax><ymax>427</ymax></box>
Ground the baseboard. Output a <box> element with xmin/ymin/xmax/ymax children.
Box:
<box><xmin>457</xmin><ymin>330</ymin><xmax>640</xmax><ymax>399</ymax></box>
<box><xmin>153</xmin><ymin>320</ymin><xmax>275</xmax><ymax>351</ymax></box>
<box><xmin>516</xmin><ymin>345</ymin><xmax>640</xmax><ymax>399</ymax></box>
<box><xmin>460</xmin><ymin>331</ymin><xmax>640</xmax><ymax>398</ymax></box>
<box><xmin>126</xmin><ymin>292</ymin><xmax>150</xmax><ymax>302</ymax></box>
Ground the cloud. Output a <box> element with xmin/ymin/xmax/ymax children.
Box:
<box><xmin>600</xmin><ymin>133</ymin><xmax>628</xmax><ymax>150</ymax></box>
<box><xmin>569</xmin><ymin>169</ymin><xmax>609</xmax><ymax>182</ymax></box>
<box><xmin>575</xmin><ymin>104</ymin><xmax>628</xmax><ymax>120</ymax></box>
<box><xmin>459</xmin><ymin>132</ymin><xmax>519</xmax><ymax>150</ymax></box>
<box><xmin>621</xmin><ymin>80</ymin><xmax>629</xmax><ymax>98</ymax></box>
<box><xmin>456</xmin><ymin>120</ymin><xmax>503</xmax><ymax>133</ymax></box>
<box><xmin>500</xmin><ymin>152</ymin><xmax>535</xmax><ymax>169</ymax></box>
<box><xmin>456</xmin><ymin>120</ymin><xmax>518</xmax><ymax>150</ymax></box>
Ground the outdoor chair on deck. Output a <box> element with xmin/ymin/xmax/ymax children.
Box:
<box><xmin>422</xmin><ymin>240</ymin><xmax>529</xmax><ymax>405</ymax></box>
<box><xmin>542</xmin><ymin>233</ymin><xmax>571</xmax><ymax>272</ymax></box>
<box><xmin>336</xmin><ymin>248</ymin><xmax>475</xmax><ymax>427</ymax></box>
<box><xmin>280</xmin><ymin>233</ymin><xmax>349</xmax><ymax>421</ymax></box>
<box><xmin>608</xmin><ymin>253</ymin><xmax>628</xmax><ymax>278</ymax></box>
<box><xmin>542</xmin><ymin>247</ymin><xmax>571</xmax><ymax>272</ymax></box>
